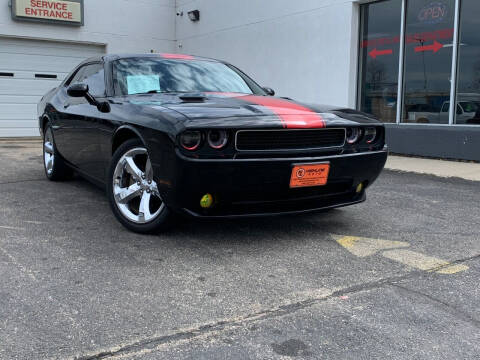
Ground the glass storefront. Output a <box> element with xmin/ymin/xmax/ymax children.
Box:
<box><xmin>455</xmin><ymin>0</ymin><xmax>480</xmax><ymax>125</ymax></box>
<box><xmin>358</xmin><ymin>0</ymin><xmax>480</xmax><ymax>126</ymax></box>
<box><xmin>358</xmin><ymin>0</ymin><xmax>402</xmax><ymax>123</ymax></box>
<box><xmin>402</xmin><ymin>0</ymin><xmax>454</xmax><ymax>124</ymax></box>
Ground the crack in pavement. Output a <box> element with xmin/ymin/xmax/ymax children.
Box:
<box><xmin>0</xmin><ymin>178</ymin><xmax>45</xmax><ymax>185</ymax></box>
<box><xmin>72</xmin><ymin>253</ymin><xmax>480</xmax><ymax>360</ymax></box>
<box><xmin>391</xmin><ymin>283</ymin><xmax>480</xmax><ymax>329</ymax></box>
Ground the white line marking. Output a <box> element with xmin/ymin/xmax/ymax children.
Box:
<box><xmin>0</xmin><ymin>225</ymin><xmax>25</xmax><ymax>230</ymax></box>
<box><xmin>0</xmin><ymin>245</ymin><xmax>37</xmax><ymax>281</ymax></box>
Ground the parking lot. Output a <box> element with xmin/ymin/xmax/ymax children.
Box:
<box><xmin>0</xmin><ymin>139</ymin><xmax>479</xmax><ymax>359</ymax></box>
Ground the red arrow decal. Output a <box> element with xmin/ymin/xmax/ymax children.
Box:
<box><xmin>369</xmin><ymin>48</ymin><xmax>393</xmax><ymax>59</ymax></box>
<box><xmin>415</xmin><ymin>40</ymin><xmax>443</xmax><ymax>53</ymax></box>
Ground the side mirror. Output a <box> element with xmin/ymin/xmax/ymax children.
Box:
<box><xmin>67</xmin><ymin>83</ymin><xmax>110</xmax><ymax>113</ymax></box>
<box><xmin>67</xmin><ymin>83</ymin><xmax>89</xmax><ymax>97</ymax></box>
<box><xmin>263</xmin><ymin>87</ymin><xmax>275</xmax><ymax>96</ymax></box>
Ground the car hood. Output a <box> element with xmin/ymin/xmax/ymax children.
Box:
<box><xmin>124</xmin><ymin>92</ymin><xmax>380</xmax><ymax>128</ymax></box>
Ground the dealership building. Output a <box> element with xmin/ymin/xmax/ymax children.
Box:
<box><xmin>1</xmin><ymin>0</ymin><xmax>479</xmax><ymax>161</ymax></box>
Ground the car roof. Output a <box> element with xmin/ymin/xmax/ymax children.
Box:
<box><xmin>79</xmin><ymin>53</ymin><xmax>221</xmax><ymax>65</ymax></box>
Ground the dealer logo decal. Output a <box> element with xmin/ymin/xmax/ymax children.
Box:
<box><xmin>296</xmin><ymin>168</ymin><xmax>305</xmax><ymax>178</ymax></box>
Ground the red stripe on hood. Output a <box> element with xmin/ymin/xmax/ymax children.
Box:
<box><xmin>240</xmin><ymin>95</ymin><xmax>325</xmax><ymax>128</ymax></box>
<box><xmin>203</xmin><ymin>93</ymin><xmax>325</xmax><ymax>128</ymax></box>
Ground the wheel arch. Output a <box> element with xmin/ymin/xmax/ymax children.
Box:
<box><xmin>40</xmin><ymin>114</ymin><xmax>51</xmax><ymax>136</ymax></box>
<box><xmin>112</xmin><ymin>125</ymin><xmax>147</xmax><ymax>155</ymax></box>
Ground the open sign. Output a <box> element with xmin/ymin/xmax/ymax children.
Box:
<box><xmin>418</xmin><ymin>2</ymin><xmax>448</xmax><ymax>24</ymax></box>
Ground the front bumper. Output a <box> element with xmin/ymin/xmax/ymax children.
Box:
<box><xmin>154</xmin><ymin>148</ymin><xmax>388</xmax><ymax>218</ymax></box>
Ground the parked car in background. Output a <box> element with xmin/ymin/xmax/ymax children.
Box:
<box><xmin>407</xmin><ymin>101</ymin><xmax>478</xmax><ymax>124</ymax></box>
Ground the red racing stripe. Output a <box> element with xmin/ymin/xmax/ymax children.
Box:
<box><xmin>161</xmin><ymin>53</ymin><xmax>195</xmax><ymax>60</ymax></box>
<box><xmin>240</xmin><ymin>95</ymin><xmax>325</xmax><ymax>128</ymax></box>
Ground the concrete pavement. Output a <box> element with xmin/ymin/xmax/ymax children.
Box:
<box><xmin>386</xmin><ymin>154</ymin><xmax>480</xmax><ymax>181</ymax></box>
<box><xmin>0</xmin><ymin>140</ymin><xmax>479</xmax><ymax>359</ymax></box>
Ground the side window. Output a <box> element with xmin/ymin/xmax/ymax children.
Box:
<box><xmin>68</xmin><ymin>67</ymin><xmax>85</xmax><ymax>85</ymax></box>
<box><xmin>456</xmin><ymin>104</ymin><xmax>463</xmax><ymax>115</ymax></box>
<box><xmin>441</xmin><ymin>102</ymin><xmax>449</xmax><ymax>113</ymax></box>
<box><xmin>80</xmin><ymin>64</ymin><xmax>106</xmax><ymax>97</ymax></box>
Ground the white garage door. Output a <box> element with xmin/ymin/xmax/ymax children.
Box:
<box><xmin>0</xmin><ymin>37</ymin><xmax>105</xmax><ymax>137</ymax></box>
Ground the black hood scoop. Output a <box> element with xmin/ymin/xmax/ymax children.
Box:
<box><xmin>179</xmin><ymin>93</ymin><xmax>206</xmax><ymax>103</ymax></box>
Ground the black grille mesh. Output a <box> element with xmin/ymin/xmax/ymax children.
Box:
<box><xmin>236</xmin><ymin>129</ymin><xmax>345</xmax><ymax>151</ymax></box>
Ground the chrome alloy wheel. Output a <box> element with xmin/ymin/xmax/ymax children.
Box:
<box><xmin>112</xmin><ymin>147</ymin><xmax>164</xmax><ymax>224</ymax></box>
<box><xmin>44</xmin><ymin>128</ymin><xmax>55</xmax><ymax>176</ymax></box>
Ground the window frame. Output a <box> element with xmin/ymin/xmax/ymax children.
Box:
<box><xmin>64</xmin><ymin>61</ymin><xmax>107</xmax><ymax>97</ymax></box>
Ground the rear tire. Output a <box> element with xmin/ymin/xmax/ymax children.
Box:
<box><xmin>43</xmin><ymin>123</ymin><xmax>73</xmax><ymax>181</ymax></box>
<box><xmin>107</xmin><ymin>138</ymin><xmax>172</xmax><ymax>233</ymax></box>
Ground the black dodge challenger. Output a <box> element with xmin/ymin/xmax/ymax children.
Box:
<box><xmin>38</xmin><ymin>53</ymin><xmax>387</xmax><ymax>233</ymax></box>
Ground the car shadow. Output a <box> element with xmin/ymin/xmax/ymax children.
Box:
<box><xmin>42</xmin><ymin>173</ymin><xmax>357</xmax><ymax>256</ymax></box>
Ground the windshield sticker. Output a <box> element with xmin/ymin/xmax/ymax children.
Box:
<box><xmin>126</xmin><ymin>75</ymin><xmax>160</xmax><ymax>94</ymax></box>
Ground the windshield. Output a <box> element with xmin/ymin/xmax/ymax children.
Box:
<box><xmin>459</xmin><ymin>101</ymin><xmax>480</xmax><ymax>113</ymax></box>
<box><xmin>112</xmin><ymin>58</ymin><xmax>264</xmax><ymax>96</ymax></box>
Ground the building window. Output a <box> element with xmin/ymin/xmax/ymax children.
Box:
<box><xmin>455</xmin><ymin>0</ymin><xmax>480</xmax><ymax>125</ymax></box>
<box><xmin>402</xmin><ymin>0</ymin><xmax>455</xmax><ymax>124</ymax></box>
<box><xmin>358</xmin><ymin>0</ymin><xmax>477</xmax><ymax>126</ymax></box>
<box><xmin>358</xmin><ymin>0</ymin><xmax>402</xmax><ymax>123</ymax></box>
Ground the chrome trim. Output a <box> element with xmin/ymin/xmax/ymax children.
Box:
<box><xmin>448</xmin><ymin>0</ymin><xmax>461</xmax><ymax>125</ymax></box>
<box><xmin>234</xmin><ymin>128</ymin><xmax>347</xmax><ymax>152</ymax></box>
<box><xmin>396</xmin><ymin>0</ymin><xmax>406</xmax><ymax>124</ymax></box>
<box><xmin>175</xmin><ymin>146</ymin><xmax>388</xmax><ymax>163</ymax></box>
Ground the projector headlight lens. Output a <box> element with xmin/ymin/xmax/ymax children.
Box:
<box><xmin>180</xmin><ymin>130</ymin><xmax>202</xmax><ymax>150</ymax></box>
<box><xmin>207</xmin><ymin>130</ymin><xmax>228</xmax><ymax>149</ymax></box>
<box><xmin>364</xmin><ymin>127</ymin><xmax>377</xmax><ymax>144</ymax></box>
<box><xmin>346</xmin><ymin>128</ymin><xmax>361</xmax><ymax>144</ymax></box>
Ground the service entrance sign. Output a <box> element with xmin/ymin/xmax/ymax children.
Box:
<box><xmin>11</xmin><ymin>0</ymin><xmax>84</xmax><ymax>26</ymax></box>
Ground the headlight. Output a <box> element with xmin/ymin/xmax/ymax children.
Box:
<box><xmin>364</xmin><ymin>127</ymin><xmax>377</xmax><ymax>144</ymax></box>
<box><xmin>346</xmin><ymin>128</ymin><xmax>361</xmax><ymax>144</ymax></box>
<box><xmin>207</xmin><ymin>130</ymin><xmax>228</xmax><ymax>149</ymax></box>
<box><xmin>180</xmin><ymin>130</ymin><xmax>202</xmax><ymax>150</ymax></box>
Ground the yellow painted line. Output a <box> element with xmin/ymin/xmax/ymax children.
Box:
<box><xmin>382</xmin><ymin>249</ymin><xmax>468</xmax><ymax>274</ymax></box>
<box><xmin>333</xmin><ymin>235</ymin><xmax>410</xmax><ymax>257</ymax></box>
<box><xmin>436</xmin><ymin>264</ymin><xmax>469</xmax><ymax>274</ymax></box>
<box><xmin>335</xmin><ymin>236</ymin><xmax>358</xmax><ymax>249</ymax></box>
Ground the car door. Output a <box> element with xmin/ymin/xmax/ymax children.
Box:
<box><xmin>55</xmin><ymin>63</ymin><xmax>108</xmax><ymax>181</ymax></box>
<box><xmin>439</xmin><ymin>102</ymin><xmax>450</xmax><ymax>123</ymax></box>
<box><xmin>53</xmin><ymin>65</ymin><xmax>86</xmax><ymax>163</ymax></box>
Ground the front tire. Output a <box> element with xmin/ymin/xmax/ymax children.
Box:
<box><xmin>107</xmin><ymin>138</ymin><xmax>172</xmax><ymax>233</ymax></box>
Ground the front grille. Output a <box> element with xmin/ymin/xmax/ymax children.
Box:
<box><xmin>235</xmin><ymin>128</ymin><xmax>346</xmax><ymax>151</ymax></box>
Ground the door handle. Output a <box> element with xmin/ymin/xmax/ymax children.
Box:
<box><xmin>63</xmin><ymin>102</ymin><xmax>70</xmax><ymax>109</ymax></box>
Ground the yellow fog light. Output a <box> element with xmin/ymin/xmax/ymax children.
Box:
<box><xmin>200</xmin><ymin>193</ymin><xmax>214</xmax><ymax>208</ymax></box>
<box><xmin>356</xmin><ymin>183</ymin><xmax>364</xmax><ymax>193</ymax></box>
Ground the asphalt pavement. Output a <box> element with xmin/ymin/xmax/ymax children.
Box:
<box><xmin>0</xmin><ymin>140</ymin><xmax>479</xmax><ymax>359</ymax></box>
